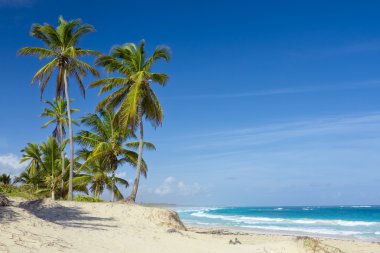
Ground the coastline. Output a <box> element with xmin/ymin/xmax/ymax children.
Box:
<box><xmin>174</xmin><ymin>205</ymin><xmax>380</xmax><ymax>242</ymax></box>
<box><xmin>1</xmin><ymin>198</ymin><xmax>380</xmax><ymax>253</ymax></box>
<box><xmin>187</xmin><ymin>223</ymin><xmax>380</xmax><ymax>243</ymax></box>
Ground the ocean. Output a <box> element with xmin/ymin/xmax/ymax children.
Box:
<box><xmin>175</xmin><ymin>206</ymin><xmax>380</xmax><ymax>241</ymax></box>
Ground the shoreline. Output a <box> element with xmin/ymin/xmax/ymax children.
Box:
<box><xmin>1</xmin><ymin>198</ymin><xmax>380</xmax><ymax>253</ymax></box>
<box><xmin>186</xmin><ymin>223</ymin><xmax>380</xmax><ymax>243</ymax></box>
<box><xmin>172</xmin><ymin>205</ymin><xmax>380</xmax><ymax>243</ymax></box>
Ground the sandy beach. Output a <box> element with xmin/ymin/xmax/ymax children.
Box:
<box><xmin>0</xmin><ymin>198</ymin><xmax>379</xmax><ymax>253</ymax></box>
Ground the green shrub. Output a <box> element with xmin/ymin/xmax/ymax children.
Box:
<box><xmin>74</xmin><ymin>195</ymin><xmax>104</xmax><ymax>202</ymax></box>
<box><xmin>0</xmin><ymin>185</ymin><xmax>39</xmax><ymax>200</ymax></box>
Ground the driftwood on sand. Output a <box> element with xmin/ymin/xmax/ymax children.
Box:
<box><xmin>0</xmin><ymin>193</ymin><xmax>10</xmax><ymax>206</ymax></box>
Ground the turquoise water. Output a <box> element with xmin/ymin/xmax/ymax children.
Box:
<box><xmin>176</xmin><ymin>206</ymin><xmax>380</xmax><ymax>241</ymax></box>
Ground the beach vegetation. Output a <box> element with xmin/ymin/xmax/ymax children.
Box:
<box><xmin>15</xmin><ymin>16</ymin><xmax>169</xmax><ymax>203</ymax></box>
<box><xmin>18</xmin><ymin>16</ymin><xmax>100</xmax><ymax>200</ymax></box>
<box><xmin>40</xmin><ymin>97</ymin><xmax>78</xmax><ymax>198</ymax></box>
<box><xmin>0</xmin><ymin>174</ymin><xmax>11</xmax><ymax>185</ymax></box>
<box><xmin>90</xmin><ymin>40</ymin><xmax>170</xmax><ymax>202</ymax></box>
<box><xmin>74</xmin><ymin>195</ymin><xmax>104</xmax><ymax>202</ymax></box>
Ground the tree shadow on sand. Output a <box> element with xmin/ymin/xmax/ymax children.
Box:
<box><xmin>19</xmin><ymin>199</ymin><xmax>117</xmax><ymax>230</ymax></box>
<box><xmin>0</xmin><ymin>206</ymin><xmax>20</xmax><ymax>224</ymax></box>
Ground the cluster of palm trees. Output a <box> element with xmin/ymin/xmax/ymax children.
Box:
<box><xmin>0</xmin><ymin>174</ymin><xmax>11</xmax><ymax>185</ymax></box>
<box><xmin>16</xmin><ymin>16</ymin><xmax>170</xmax><ymax>202</ymax></box>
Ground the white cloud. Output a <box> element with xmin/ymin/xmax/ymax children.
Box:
<box><xmin>115</xmin><ymin>171</ymin><xmax>127</xmax><ymax>179</ymax></box>
<box><xmin>176</xmin><ymin>112</ymin><xmax>380</xmax><ymax>151</ymax></box>
<box><xmin>177</xmin><ymin>181</ymin><xmax>201</xmax><ymax>196</ymax></box>
<box><xmin>164</xmin><ymin>80</ymin><xmax>380</xmax><ymax>100</ymax></box>
<box><xmin>154</xmin><ymin>177</ymin><xmax>202</xmax><ymax>196</ymax></box>
<box><xmin>0</xmin><ymin>153</ymin><xmax>25</xmax><ymax>176</ymax></box>
<box><xmin>154</xmin><ymin>176</ymin><xmax>175</xmax><ymax>196</ymax></box>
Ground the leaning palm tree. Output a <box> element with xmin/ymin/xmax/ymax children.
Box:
<box><xmin>40</xmin><ymin>97</ymin><xmax>78</xmax><ymax>195</ymax></box>
<box><xmin>18</xmin><ymin>16</ymin><xmax>99</xmax><ymax>200</ymax></box>
<box><xmin>90</xmin><ymin>40</ymin><xmax>170</xmax><ymax>202</ymax></box>
<box><xmin>76</xmin><ymin>110</ymin><xmax>153</xmax><ymax>201</ymax></box>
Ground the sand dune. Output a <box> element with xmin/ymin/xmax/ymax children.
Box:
<box><xmin>0</xmin><ymin>198</ymin><xmax>379</xmax><ymax>253</ymax></box>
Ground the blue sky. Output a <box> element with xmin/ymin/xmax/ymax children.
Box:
<box><xmin>0</xmin><ymin>0</ymin><xmax>380</xmax><ymax>206</ymax></box>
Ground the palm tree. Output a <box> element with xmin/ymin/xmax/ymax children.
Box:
<box><xmin>19</xmin><ymin>137</ymin><xmax>62</xmax><ymax>199</ymax></box>
<box><xmin>19</xmin><ymin>143</ymin><xmax>42</xmax><ymax>177</ymax></box>
<box><xmin>39</xmin><ymin>137</ymin><xmax>62</xmax><ymax>200</ymax></box>
<box><xmin>40</xmin><ymin>97</ymin><xmax>78</xmax><ymax>196</ymax></box>
<box><xmin>18</xmin><ymin>138</ymin><xmax>88</xmax><ymax>199</ymax></box>
<box><xmin>16</xmin><ymin>143</ymin><xmax>44</xmax><ymax>194</ymax></box>
<box><xmin>74</xmin><ymin>156</ymin><xmax>128</xmax><ymax>200</ymax></box>
<box><xmin>18</xmin><ymin>16</ymin><xmax>99</xmax><ymax>200</ymax></box>
<box><xmin>89</xmin><ymin>40</ymin><xmax>170</xmax><ymax>202</ymax></box>
<box><xmin>14</xmin><ymin>170</ymin><xmax>42</xmax><ymax>193</ymax></box>
<box><xmin>76</xmin><ymin>110</ymin><xmax>154</xmax><ymax>201</ymax></box>
<box><xmin>0</xmin><ymin>174</ymin><xmax>11</xmax><ymax>185</ymax></box>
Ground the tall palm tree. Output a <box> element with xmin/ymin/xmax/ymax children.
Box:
<box><xmin>89</xmin><ymin>40</ymin><xmax>170</xmax><ymax>202</ymax></box>
<box><xmin>40</xmin><ymin>97</ymin><xmax>78</xmax><ymax>195</ymax></box>
<box><xmin>18</xmin><ymin>16</ymin><xmax>99</xmax><ymax>200</ymax></box>
<box><xmin>76</xmin><ymin>110</ymin><xmax>154</xmax><ymax>201</ymax></box>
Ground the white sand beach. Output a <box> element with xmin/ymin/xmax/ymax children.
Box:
<box><xmin>1</xmin><ymin>198</ymin><xmax>379</xmax><ymax>253</ymax></box>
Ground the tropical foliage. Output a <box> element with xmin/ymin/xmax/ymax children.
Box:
<box><xmin>11</xmin><ymin>16</ymin><xmax>170</xmax><ymax>203</ymax></box>
<box><xmin>76</xmin><ymin>110</ymin><xmax>153</xmax><ymax>201</ymax></box>
<box><xmin>18</xmin><ymin>16</ymin><xmax>100</xmax><ymax>200</ymax></box>
<box><xmin>0</xmin><ymin>174</ymin><xmax>11</xmax><ymax>185</ymax></box>
<box><xmin>40</xmin><ymin>97</ymin><xmax>78</xmax><ymax>197</ymax></box>
<box><xmin>90</xmin><ymin>40</ymin><xmax>169</xmax><ymax>202</ymax></box>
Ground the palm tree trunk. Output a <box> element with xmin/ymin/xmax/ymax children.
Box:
<box><xmin>51</xmin><ymin>180</ymin><xmax>55</xmax><ymax>200</ymax></box>
<box><xmin>128</xmin><ymin>101</ymin><xmax>144</xmax><ymax>202</ymax></box>
<box><xmin>51</xmin><ymin>149</ymin><xmax>55</xmax><ymax>201</ymax></box>
<box><xmin>111</xmin><ymin>168</ymin><xmax>115</xmax><ymax>202</ymax></box>
<box><xmin>59</xmin><ymin>122</ymin><xmax>65</xmax><ymax>199</ymax></box>
<box><xmin>64</xmin><ymin>69</ymin><xmax>74</xmax><ymax>201</ymax></box>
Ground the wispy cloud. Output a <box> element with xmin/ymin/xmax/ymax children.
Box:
<box><xmin>164</xmin><ymin>80</ymin><xmax>380</xmax><ymax>100</ymax></box>
<box><xmin>154</xmin><ymin>176</ymin><xmax>202</xmax><ymax>196</ymax></box>
<box><xmin>154</xmin><ymin>111</ymin><xmax>380</xmax><ymax>174</ymax></box>
<box><xmin>115</xmin><ymin>171</ymin><xmax>127</xmax><ymax>179</ymax></box>
<box><xmin>162</xmin><ymin>111</ymin><xmax>380</xmax><ymax>145</ymax></box>
<box><xmin>189</xmin><ymin>112</ymin><xmax>380</xmax><ymax>151</ymax></box>
<box><xmin>0</xmin><ymin>153</ymin><xmax>25</xmax><ymax>176</ymax></box>
<box><xmin>144</xmin><ymin>111</ymin><xmax>380</xmax><ymax>205</ymax></box>
<box><xmin>287</xmin><ymin>40</ymin><xmax>380</xmax><ymax>58</ymax></box>
<box><xmin>0</xmin><ymin>0</ymin><xmax>33</xmax><ymax>7</ymax></box>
